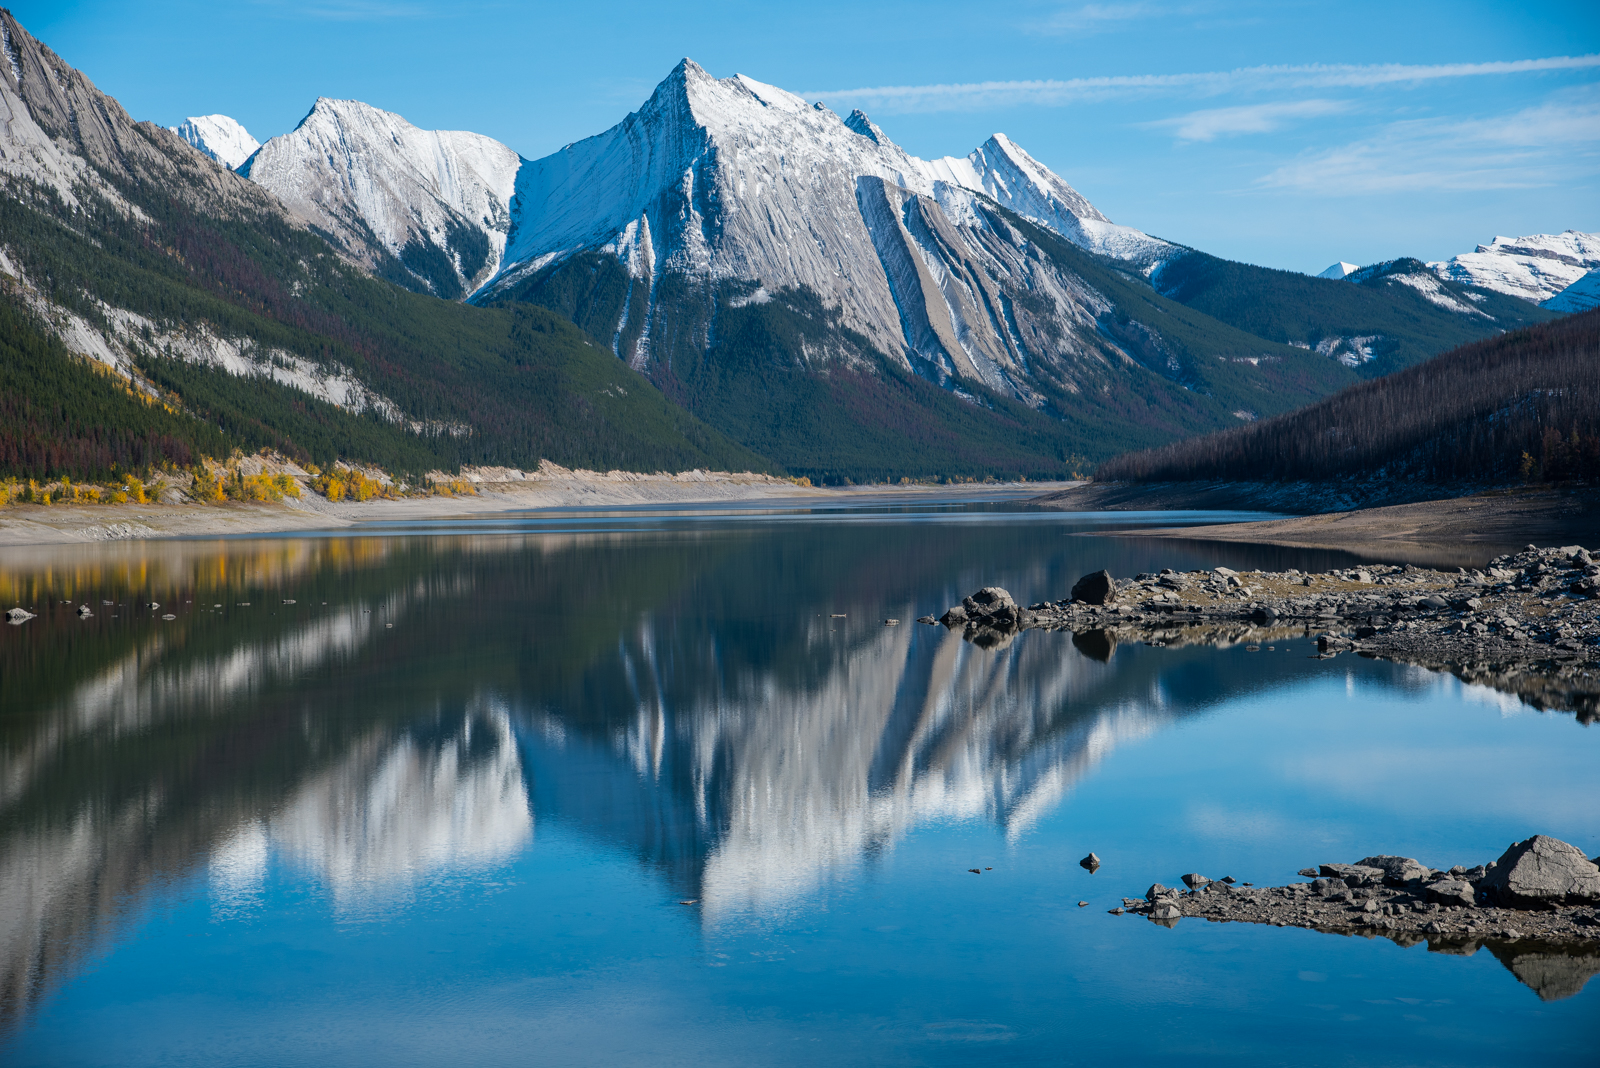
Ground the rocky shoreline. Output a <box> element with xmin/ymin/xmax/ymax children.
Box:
<box><xmin>922</xmin><ymin>543</ymin><xmax>1600</xmax><ymax>719</ymax></box>
<box><xmin>1109</xmin><ymin>836</ymin><xmax>1600</xmax><ymax>1000</ymax></box>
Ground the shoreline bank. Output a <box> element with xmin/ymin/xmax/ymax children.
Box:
<box><xmin>0</xmin><ymin>476</ymin><xmax>1084</xmax><ymax>546</ymax></box>
<box><xmin>1033</xmin><ymin>484</ymin><xmax>1600</xmax><ymax>565</ymax></box>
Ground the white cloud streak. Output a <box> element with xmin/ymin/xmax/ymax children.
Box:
<box><xmin>1149</xmin><ymin>99</ymin><xmax>1351</xmax><ymax>141</ymax></box>
<box><xmin>1033</xmin><ymin>2</ymin><xmax>1162</xmax><ymax>36</ymax></box>
<box><xmin>809</xmin><ymin>54</ymin><xmax>1600</xmax><ymax>114</ymax></box>
<box><xmin>1257</xmin><ymin>91</ymin><xmax>1600</xmax><ymax>195</ymax></box>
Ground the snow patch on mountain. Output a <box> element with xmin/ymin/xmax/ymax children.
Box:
<box><xmin>916</xmin><ymin>133</ymin><xmax>1170</xmax><ymax>268</ymax></box>
<box><xmin>1542</xmin><ymin>268</ymin><xmax>1600</xmax><ymax>313</ymax></box>
<box><xmin>492</xmin><ymin>59</ymin><xmax>1167</xmax><ymax>389</ymax></box>
<box><xmin>1386</xmin><ymin>271</ymin><xmax>1490</xmax><ymax>318</ymax></box>
<box><xmin>1318</xmin><ymin>261</ymin><xmax>1358</xmax><ymax>279</ymax></box>
<box><xmin>243</xmin><ymin>99</ymin><xmax>521</xmax><ymax>299</ymax></box>
<box><xmin>1429</xmin><ymin>231</ymin><xmax>1600</xmax><ymax>304</ymax></box>
<box><xmin>172</xmin><ymin>115</ymin><xmax>259</xmax><ymax>170</ymax></box>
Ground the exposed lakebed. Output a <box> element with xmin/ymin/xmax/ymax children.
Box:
<box><xmin>1</xmin><ymin>500</ymin><xmax>1596</xmax><ymax>1065</ymax></box>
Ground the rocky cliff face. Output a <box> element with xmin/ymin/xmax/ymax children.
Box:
<box><xmin>243</xmin><ymin>99</ymin><xmax>522</xmax><ymax>300</ymax></box>
<box><xmin>0</xmin><ymin>11</ymin><xmax>284</xmax><ymax>221</ymax></box>
<box><xmin>483</xmin><ymin>60</ymin><xmax>1193</xmax><ymax>410</ymax></box>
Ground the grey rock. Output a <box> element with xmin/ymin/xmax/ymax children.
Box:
<box><xmin>76</xmin><ymin>604</ymin><xmax>92</xmax><ymax>617</ymax></box>
<box><xmin>1180</xmin><ymin>873</ymin><xmax>1210</xmax><ymax>889</ymax></box>
<box><xmin>1151</xmin><ymin>904</ymin><xmax>1182</xmax><ymax>921</ymax></box>
<box><xmin>1355</xmin><ymin>854</ymin><xmax>1432</xmax><ymax>886</ymax></box>
<box><xmin>6</xmin><ymin>607</ymin><xmax>35</xmax><ymax>624</ymax></box>
<box><xmin>1425</xmin><ymin>879</ymin><xmax>1478</xmax><ymax>909</ymax></box>
<box><xmin>916</xmin><ymin>615</ymin><xmax>937</xmax><ymax>625</ymax></box>
<box><xmin>965</xmin><ymin>586</ymin><xmax>1015</xmax><ymax>615</ymax></box>
<box><xmin>1070</xmin><ymin>570</ymin><xmax>1115</xmax><ymax>606</ymax></box>
<box><xmin>1079</xmin><ymin>852</ymin><xmax>1101</xmax><ymax>873</ymax></box>
<box><xmin>1145</xmin><ymin>883</ymin><xmax>1174</xmax><ymax>903</ymax></box>
<box><xmin>1251</xmin><ymin>606</ymin><xmax>1278</xmax><ymax>624</ymax></box>
<box><xmin>1298</xmin><ymin>867</ymin><xmax>1319</xmax><ymax>878</ymax></box>
<box><xmin>1108</xmin><ymin>907</ymin><xmax>1125</xmax><ymax>915</ymax></box>
<box><xmin>939</xmin><ymin>606</ymin><xmax>968</xmax><ymax>626</ymax></box>
<box><xmin>1320</xmin><ymin>863</ymin><xmax>1386</xmax><ymax>887</ymax></box>
<box><xmin>1480</xmin><ymin>836</ymin><xmax>1600</xmax><ymax>909</ymax></box>
<box><xmin>1419</xmin><ymin>595</ymin><xmax>1451</xmax><ymax>610</ymax></box>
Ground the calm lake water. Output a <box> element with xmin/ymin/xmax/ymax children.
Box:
<box><xmin>1</xmin><ymin>499</ymin><xmax>1595</xmax><ymax>1066</ymax></box>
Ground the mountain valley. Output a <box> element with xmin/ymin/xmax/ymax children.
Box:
<box><xmin>0</xmin><ymin>8</ymin><xmax>1591</xmax><ymax>488</ymax></box>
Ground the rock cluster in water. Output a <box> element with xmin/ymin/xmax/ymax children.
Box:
<box><xmin>1110</xmin><ymin>837</ymin><xmax>1600</xmax><ymax>1000</ymax></box>
<box><xmin>1116</xmin><ymin>835</ymin><xmax>1600</xmax><ymax>952</ymax></box>
<box><xmin>922</xmin><ymin>544</ymin><xmax>1600</xmax><ymax>716</ymax></box>
<box><xmin>1116</xmin><ymin>840</ymin><xmax>1600</xmax><ymax>1001</ymax></box>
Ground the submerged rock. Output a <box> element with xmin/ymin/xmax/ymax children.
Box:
<box><xmin>6</xmin><ymin>607</ymin><xmax>35</xmax><ymax>624</ymax></box>
<box><xmin>1080</xmin><ymin>852</ymin><xmax>1101</xmax><ymax>873</ymax></box>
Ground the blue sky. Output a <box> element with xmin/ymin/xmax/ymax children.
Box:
<box><xmin>12</xmin><ymin>1</ymin><xmax>1598</xmax><ymax>272</ymax></box>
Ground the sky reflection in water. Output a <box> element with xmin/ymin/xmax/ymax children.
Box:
<box><xmin>0</xmin><ymin>502</ymin><xmax>1595</xmax><ymax>1065</ymax></box>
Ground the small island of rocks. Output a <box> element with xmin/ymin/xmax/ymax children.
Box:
<box><xmin>1109</xmin><ymin>835</ymin><xmax>1600</xmax><ymax>1000</ymax></box>
<box><xmin>922</xmin><ymin>543</ymin><xmax>1600</xmax><ymax>719</ymax></box>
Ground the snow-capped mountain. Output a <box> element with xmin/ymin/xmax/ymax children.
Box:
<box><xmin>1317</xmin><ymin>261</ymin><xmax>1358</xmax><ymax>279</ymax></box>
<box><xmin>486</xmin><ymin>59</ymin><xmax>1176</xmax><ymax>405</ymax></box>
<box><xmin>1543</xmin><ymin>268</ymin><xmax>1600</xmax><ymax>313</ymax></box>
<box><xmin>243</xmin><ymin>99</ymin><xmax>521</xmax><ymax>299</ymax></box>
<box><xmin>171</xmin><ymin>114</ymin><xmax>259</xmax><ymax>170</ymax></box>
<box><xmin>1429</xmin><ymin>231</ymin><xmax>1600</xmax><ymax>305</ymax></box>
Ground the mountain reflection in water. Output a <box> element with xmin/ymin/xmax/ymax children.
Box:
<box><xmin>1</xmin><ymin>518</ymin><xmax>1595</xmax><ymax>1038</ymax></box>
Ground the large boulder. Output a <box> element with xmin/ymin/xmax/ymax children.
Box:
<box><xmin>1071</xmin><ymin>570</ymin><xmax>1115</xmax><ymax>605</ymax></box>
<box><xmin>1355</xmin><ymin>855</ymin><xmax>1433</xmax><ymax>886</ymax></box>
<box><xmin>1479</xmin><ymin>836</ymin><xmax>1600</xmax><ymax>909</ymax></box>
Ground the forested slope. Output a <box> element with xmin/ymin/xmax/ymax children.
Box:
<box><xmin>1095</xmin><ymin>309</ymin><xmax>1600</xmax><ymax>487</ymax></box>
<box><xmin>1149</xmin><ymin>251</ymin><xmax>1555</xmax><ymax>378</ymax></box>
<box><xmin>0</xmin><ymin>11</ymin><xmax>771</xmax><ymax>482</ymax></box>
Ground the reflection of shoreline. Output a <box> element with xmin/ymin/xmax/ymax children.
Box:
<box><xmin>0</xmin><ymin>481</ymin><xmax>1072</xmax><ymax>546</ymax></box>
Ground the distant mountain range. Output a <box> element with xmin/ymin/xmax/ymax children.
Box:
<box><xmin>1316</xmin><ymin>231</ymin><xmax>1600</xmax><ymax>313</ymax></box>
<box><xmin>0</xmin><ymin>8</ymin><xmax>1585</xmax><ymax>485</ymax></box>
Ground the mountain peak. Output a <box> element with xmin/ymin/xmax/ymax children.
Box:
<box><xmin>844</xmin><ymin>109</ymin><xmax>889</xmax><ymax>145</ymax></box>
<box><xmin>1431</xmin><ymin>229</ymin><xmax>1600</xmax><ymax>304</ymax></box>
<box><xmin>171</xmin><ymin>114</ymin><xmax>259</xmax><ymax>170</ymax></box>
<box><xmin>243</xmin><ymin>98</ymin><xmax>521</xmax><ymax>299</ymax></box>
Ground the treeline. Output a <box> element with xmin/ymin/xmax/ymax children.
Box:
<box><xmin>0</xmin><ymin>163</ymin><xmax>774</xmax><ymax>480</ymax></box>
<box><xmin>1096</xmin><ymin>308</ymin><xmax>1600</xmax><ymax>486</ymax></box>
<box><xmin>0</xmin><ymin>292</ymin><xmax>233</xmax><ymax>480</ymax></box>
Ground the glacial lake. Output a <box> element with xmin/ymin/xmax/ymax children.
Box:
<box><xmin>1</xmin><ymin>498</ymin><xmax>1595</xmax><ymax>1066</ymax></box>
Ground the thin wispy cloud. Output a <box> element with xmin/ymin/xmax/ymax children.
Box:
<box><xmin>810</xmin><ymin>54</ymin><xmax>1600</xmax><ymax>113</ymax></box>
<box><xmin>1257</xmin><ymin>91</ymin><xmax>1600</xmax><ymax>194</ymax></box>
<box><xmin>1032</xmin><ymin>2</ymin><xmax>1162</xmax><ymax>36</ymax></box>
<box><xmin>1149</xmin><ymin>99</ymin><xmax>1351</xmax><ymax>141</ymax></box>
